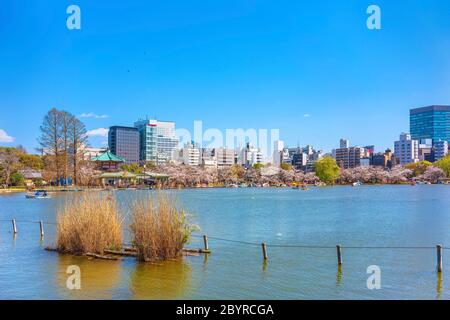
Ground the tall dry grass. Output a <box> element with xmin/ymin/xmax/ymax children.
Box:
<box><xmin>56</xmin><ymin>193</ymin><xmax>123</xmax><ymax>255</ymax></box>
<box><xmin>129</xmin><ymin>195</ymin><xmax>195</xmax><ymax>262</ymax></box>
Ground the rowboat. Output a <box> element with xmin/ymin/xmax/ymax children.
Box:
<box><xmin>25</xmin><ymin>190</ymin><xmax>50</xmax><ymax>199</ymax></box>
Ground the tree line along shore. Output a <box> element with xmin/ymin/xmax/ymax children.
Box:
<box><xmin>2</xmin><ymin>151</ymin><xmax>450</xmax><ymax>191</ymax></box>
<box><xmin>1</xmin><ymin>108</ymin><xmax>450</xmax><ymax>190</ymax></box>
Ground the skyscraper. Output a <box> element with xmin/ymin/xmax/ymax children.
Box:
<box><xmin>410</xmin><ymin>105</ymin><xmax>450</xmax><ymax>144</ymax></box>
<box><xmin>108</xmin><ymin>126</ymin><xmax>140</xmax><ymax>164</ymax></box>
<box><xmin>134</xmin><ymin>119</ymin><xmax>179</xmax><ymax>165</ymax></box>
<box><xmin>134</xmin><ymin>119</ymin><xmax>158</xmax><ymax>164</ymax></box>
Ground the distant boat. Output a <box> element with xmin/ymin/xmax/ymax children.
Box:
<box><xmin>26</xmin><ymin>190</ymin><xmax>50</xmax><ymax>199</ymax></box>
<box><xmin>293</xmin><ymin>184</ymin><xmax>309</xmax><ymax>190</ymax></box>
<box><xmin>352</xmin><ymin>181</ymin><xmax>363</xmax><ymax>187</ymax></box>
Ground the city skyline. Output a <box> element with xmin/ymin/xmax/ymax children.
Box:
<box><xmin>0</xmin><ymin>105</ymin><xmax>446</xmax><ymax>156</ymax></box>
<box><xmin>2</xmin><ymin>1</ymin><xmax>450</xmax><ymax>153</ymax></box>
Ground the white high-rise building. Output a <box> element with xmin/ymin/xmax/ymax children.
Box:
<box><xmin>81</xmin><ymin>145</ymin><xmax>107</xmax><ymax>161</ymax></box>
<box><xmin>201</xmin><ymin>148</ymin><xmax>217</xmax><ymax>167</ymax></box>
<box><xmin>181</xmin><ymin>142</ymin><xmax>201</xmax><ymax>166</ymax></box>
<box><xmin>273</xmin><ymin>140</ymin><xmax>285</xmax><ymax>166</ymax></box>
<box><xmin>340</xmin><ymin>139</ymin><xmax>350</xmax><ymax>149</ymax></box>
<box><xmin>434</xmin><ymin>140</ymin><xmax>448</xmax><ymax>161</ymax></box>
<box><xmin>156</xmin><ymin>121</ymin><xmax>179</xmax><ymax>164</ymax></box>
<box><xmin>304</xmin><ymin>145</ymin><xmax>314</xmax><ymax>156</ymax></box>
<box><xmin>248</xmin><ymin>149</ymin><xmax>264</xmax><ymax>166</ymax></box>
<box><xmin>238</xmin><ymin>143</ymin><xmax>264</xmax><ymax>167</ymax></box>
<box><xmin>394</xmin><ymin>133</ymin><xmax>419</xmax><ymax>165</ymax></box>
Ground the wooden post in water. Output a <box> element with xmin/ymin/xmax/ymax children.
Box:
<box><xmin>437</xmin><ymin>245</ymin><xmax>443</xmax><ymax>273</ymax></box>
<box><xmin>262</xmin><ymin>243</ymin><xmax>268</xmax><ymax>261</ymax></box>
<box><xmin>202</xmin><ymin>235</ymin><xmax>210</xmax><ymax>253</ymax></box>
<box><xmin>12</xmin><ymin>219</ymin><xmax>17</xmax><ymax>234</ymax></box>
<box><xmin>336</xmin><ymin>245</ymin><xmax>343</xmax><ymax>265</ymax></box>
<box><xmin>39</xmin><ymin>221</ymin><xmax>44</xmax><ymax>238</ymax></box>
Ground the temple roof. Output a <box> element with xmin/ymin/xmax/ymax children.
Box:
<box><xmin>91</xmin><ymin>150</ymin><xmax>125</xmax><ymax>163</ymax></box>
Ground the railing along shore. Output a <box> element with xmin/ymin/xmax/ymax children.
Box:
<box><xmin>0</xmin><ymin>218</ymin><xmax>447</xmax><ymax>273</ymax></box>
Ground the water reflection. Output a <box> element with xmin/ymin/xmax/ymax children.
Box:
<box><xmin>56</xmin><ymin>254</ymin><xmax>122</xmax><ymax>299</ymax></box>
<box><xmin>437</xmin><ymin>272</ymin><xmax>443</xmax><ymax>300</ymax></box>
<box><xmin>262</xmin><ymin>260</ymin><xmax>268</xmax><ymax>273</ymax></box>
<box><xmin>129</xmin><ymin>259</ymin><xmax>192</xmax><ymax>299</ymax></box>
<box><xmin>336</xmin><ymin>265</ymin><xmax>343</xmax><ymax>286</ymax></box>
<box><xmin>202</xmin><ymin>253</ymin><xmax>209</xmax><ymax>271</ymax></box>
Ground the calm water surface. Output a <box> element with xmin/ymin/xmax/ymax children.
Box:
<box><xmin>1</xmin><ymin>186</ymin><xmax>450</xmax><ymax>299</ymax></box>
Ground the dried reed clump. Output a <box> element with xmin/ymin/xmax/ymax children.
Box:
<box><xmin>56</xmin><ymin>193</ymin><xmax>123</xmax><ymax>255</ymax></box>
<box><xmin>129</xmin><ymin>195</ymin><xmax>195</xmax><ymax>262</ymax></box>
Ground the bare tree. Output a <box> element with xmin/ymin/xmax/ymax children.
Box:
<box><xmin>0</xmin><ymin>148</ymin><xmax>20</xmax><ymax>187</ymax></box>
<box><xmin>38</xmin><ymin>108</ymin><xmax>63</xmax><ymax>185</ymax></box>
<box><xmin>61</xmin><ymin>111</ymin><xmax>72</xmax><ymax>185</ymax></box>
<box><xmin>69</xmin><ymin>117</ymin><xmax>88</xmax><ymax>185</ymax></box>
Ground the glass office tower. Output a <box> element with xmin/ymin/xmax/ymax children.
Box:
<box><xmin>108</xmin><ymin>126</ymin><xmax>140</xmax><ymax>164</ymax></box>
<box><xmin>134</xmin><ymin>119</ymin><xmax>158</xmax><ymax>164</ymax></box>
<box><xmin>134</xmin><ymin>119</ymin><xmax>179</xmax><ymax>165</ymax></box>
<box><xmin>410</xmin><ymin>105</ymin><xmax>450</xmax><ymax>144</ymax></box>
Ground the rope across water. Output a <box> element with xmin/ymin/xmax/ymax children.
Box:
<box><xmin>1</xmin><ymin>219</ymin><xmax>448</xmax><ymax>250</ymax></box>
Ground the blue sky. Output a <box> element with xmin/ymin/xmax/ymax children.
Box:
<box><xmin>1</xmin><ymin>0</ymin><xmax>450</xmax><ymax>153</ymax></box>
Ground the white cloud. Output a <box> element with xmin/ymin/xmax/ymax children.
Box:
<box><xmin>0</xmin><ymin>129</ymin><xmax>14</xmax><ymax>143</ymax></box>
<box><xmin>303</xmin><ymin>113</ymin><xmax>310</xmax><ymax>118</ymax></box>
<box><xmin>79</xmin><ymin>113</ymin><xmax>108</xmax><ymax>119</ymax></box>
<box><xmin>86</xmin><ymin>128</ymin><xmax>109</xmax><ymax>137</ymax></box>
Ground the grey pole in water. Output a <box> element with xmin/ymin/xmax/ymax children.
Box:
<box><xmin>336</xmin><ymin>245</ymin><xmax>343</xmax><ymax>265</ymax></box>
<box><xmin>203</xmin><ymin>235</ymin><xmax>209</xmax><ymax>253</ymax></box>
<box><xmin>39</xmin><ymin>221</ymin><xmax>44</xmax><ymax>237</ymax></box>
<box><xmin>262</xmin><ymin>243</ymin><xmax>268</xmax><ymax>261</ymax></box>
<box><xmin>12</xmin><ymin>219</ymin><xmax>17</xmax><ymax>234</ymax></box>
<box><xmin>437</xmin><ymin>245</ymin><xmax>443</xmax><ymax>273</ymax></box>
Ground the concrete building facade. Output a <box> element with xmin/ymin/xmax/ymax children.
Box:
<box><xmin>394</xmin><ymin>133</ymin><xmax>419</xmax><ymax>165</ymax></box>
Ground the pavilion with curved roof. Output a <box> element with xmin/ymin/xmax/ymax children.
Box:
<box><xmin>91</xmin><ymin>150</ymin><xmax>125</xmax><ymax>170</ymax></box>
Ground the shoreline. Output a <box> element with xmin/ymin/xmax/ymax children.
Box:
<box><xmin>1</xmin><ymin>183</ymin><xmax>447</xmax><ymax>195</ymax></box>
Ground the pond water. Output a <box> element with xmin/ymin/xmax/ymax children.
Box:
<box><xmin>1</xmin><ymin>185</ymin><xmax>450</xmax><ymax>299</ymax></box>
